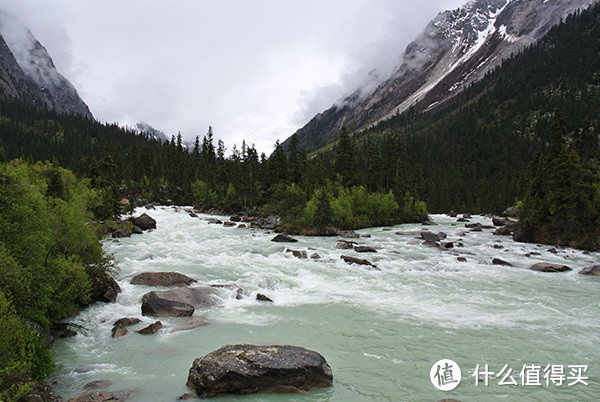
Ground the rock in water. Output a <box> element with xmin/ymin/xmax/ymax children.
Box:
<box><xmin>186</xmin><ymin>344</ymin><xmax>333</xmax><ymax>398</ymax></box>
<box><xmin>271</xmin><ymin>234</ymin><xmax>298</xmax><ymax>243</ymax></box>
<box><xmin>354</xmin><ymin>245</ymin><xmax>377</xmax><ymax>253</ymax></box>
<box><xmin>141</xmin><ymin>287</ymin><xmax>217</xmax><ymax>317</ymax></box>
<box><xmin>256</xmin><ymin>293</ymin><xmax>273</xmax><ymax>302</ymax></box>
<box><xmin>131</xmin><ymin>272</ymin><xmax>197</xmax><ymax>287</ymax></box>
<box><xmin>136</xmin><ymin>321</ymin><xmax>162</xmax><ymax>335</ymax></box>
<box><xmin>492</xmin><ymin>258</ymin><xmax>513</xmax><ymax>267</ymax></box>
<box><xmin>578</xmin><ymin>265</ymin><xmax>600</xmax><ymax>275</ymax></box>
<box><xmin>529</xmin><ymin>263</ymin><xmax>572</xmax><ymax>272</ymax></box>
<box><xmin>340</xmin><ymin>255</ymin><xmax>379</xmax><ymax>269</ymax></box>
<box><xmin>111</xmin><ymin>325</ymin><xmax>128</xmax><ymax>339</ymax></box>
<box><xmin>131</xmin><ymin>213</ymin><xmax>156</xmax><ymax>230</ymax></box>
<box><xmin>113</xmin><ymin>317</ymin><xmax>141</xmax><ymax>327</ymax></box>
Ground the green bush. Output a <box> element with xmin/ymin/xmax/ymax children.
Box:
<box><xmin>0</xmin><ymin>292</ymin><xmax>54</xmax><ymax>401</ymax></box>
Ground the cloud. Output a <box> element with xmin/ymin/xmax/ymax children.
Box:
<box><xmin>0</xmin><ymin>0</ymin><xmax>467</xmax><ymax>153</ymax></box>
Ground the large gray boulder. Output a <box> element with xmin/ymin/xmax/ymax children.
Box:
<box><xmin>141</xmin><ymin>287</ymin><xmax>217</xmax><ymax>317</ymax></box>
<box><xmin>186</xmin><ymin>344</ymin><xmax>333</xmax><ymax>398</ymax></box>
<box><xmin>529</xmin><ymin>262</ymin><xmax>572</xmax><ymax>272</ymax></box>
<box><xmin>131</xmin><ymin>272</ymin><xmax>197</xmax><ymax>287</ymax></box>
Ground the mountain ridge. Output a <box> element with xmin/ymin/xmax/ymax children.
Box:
<box><xmin>0</xmin><ymin>11</ymin><xmax>92</xmax><ymax>119</ymax></box>
<box><xmin>284</xmin><ymin>0</ymin><xmax>597</xmax><ymax>153</ymax></box>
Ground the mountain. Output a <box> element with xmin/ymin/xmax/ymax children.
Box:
<box><xmin>0</xmin><ymin>11</ymin><xmax>92</xmax><ymax>119</ymax></box>
<box><xmin>134</xmin><ymin>122</ymin><xmax>169</xmax><ymax>143</ymax></box>
<box><xmin>284</xmin><ymin>0</ymin><xmax>597</xmax><ymax>153</ymax></box>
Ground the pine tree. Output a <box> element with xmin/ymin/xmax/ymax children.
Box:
<box><xmin>333</xmin><ymin>126</ymin><xmax>356</xmax><ymax>187</ymax></box>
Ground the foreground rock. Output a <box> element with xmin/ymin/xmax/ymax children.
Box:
<box><xmin>141</xmin><ymin>287</ymin><xmax>217</xmax><ymax>317</ymax></box>
<box><xmin>529</xmin><ymin>263</ymin><xmax>572</xmax><ymax>272</ymax></box>
<box><xmin>286</xmin><ymin>249</ymin><xmax>308</xmax><ymax>259</ymax></box>
<box><xmin>131</xmin><ymin>272</ymin><xmax>197</xmax><ymax>287</ymax></box>
<box><xmin>578</xmin><ymin>265</ymin><xmax>600</xmax><ymax>275</ymax></box>
<box><xmin>271</xmin><ymin>234</ymin><xmax>298</xmax><ymax>243</ymax></box>
<box><xmin>113</xmin><ymin>317</ymin><xmax>141</xmax><ymax>327</ymax></box>
<box><xmin>131</xmin><ymin>213</ymin><xmax>156</xmax><ymax>230</ymax></box>
<box><xmin>492</xmin><ymin>258</ymin><xmax>513</xmax><ymax>267</ymax></box>
<box><xmin>68</xmin><ymin>389</ymin><xmax>138</xmax><ymax>402</ymax></box>
<box><xmin>111</xmin><ymin>325</ymin><xmax>128</xmax><ymax>339</ymax></box>
<box><xmin>256</xmin><ymin>293</ymin><xmax>273</xmax><ymax>302</ymax></box>
<box><xmin>186</xmin><ymin>344</ymin><xmax>333</xmax><ymax>398</ymax></box>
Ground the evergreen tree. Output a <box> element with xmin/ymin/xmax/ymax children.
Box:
<box><xmin>333</xmin><ymin>126</ymin><xmax>357</xmax><ymax>187</ymax></box>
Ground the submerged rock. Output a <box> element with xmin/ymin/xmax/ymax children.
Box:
<box><xmin>68</xmin><ymin>388</ymin><xmax>139</xmax><ymax>402</ymax></box>
<box><xmin>354</xmin><ymin>245</ymin><xmax>377</xmax><ymax>253</ymax></box>
<box><xmin>529</xmin><ymin>262</ymin><xmax>572</xmax><ymax>272</ymax></box>
<box><xmin>175</xmin><ymin>316</ymin><xmax>210</xmax><ymax>332</ymax></box>
<box><xmin>83</xmin><ymin>380</ymin><xmax>112</xmax><ymax>390</ymax></box>
<box><xmin>578</xmin><ymin>265</ymin><xmax>600</xmax><ymax>275</ymax></box>
<box><xmin>136</xmin><ymin>321</ymin><xmax>163</xmax><ymax>335</ymax></box>
<box><xmin>186</xmin><ymin>344</ymin><xmax>333</xmax><ymax>398</ymax></box>
<box><xmin>131</xmin><ymin>272</ymin><xmax>197</xmax><ymax>287</ymax></box>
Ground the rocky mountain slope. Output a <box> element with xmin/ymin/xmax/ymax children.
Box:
<box><xmin>0</xmin><ymin>11</ymin><xmax>92</xmax><ymax>118</ymax></box>
<box><xmin>284</xmin><ymin>0</ymin><xmax>597</xmax><ymax>152</ymax></box>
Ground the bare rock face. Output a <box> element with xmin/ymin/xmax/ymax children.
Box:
<box><xmin>529</xmin><ymin>262</ymin><xmax>572</xmax><ymax>272</ymax></box>
<box><xmin>186</xmin><ymin>344</ymin><xmax>333</xmax><ymax>398</ymax></box>
<box><xmin>141</xmin><ymin>287</ymin><xmax>217</xmax><ymax>317</ymax></box>
<box><xmin>131</xmin><ymin>272</ymin><xmax>197</xmax><ymax>287</ymax></box>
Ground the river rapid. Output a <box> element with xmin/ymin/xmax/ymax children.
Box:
<box><xmin>50</xmin><ymin>207</ymin><xmax>599</xmax><ymax>401</ymax></box>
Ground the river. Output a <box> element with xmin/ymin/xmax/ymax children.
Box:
<box><xmin>49</xmin><ymin>207</ymin><xmax>600</xmax><ymax>401</ymax></box>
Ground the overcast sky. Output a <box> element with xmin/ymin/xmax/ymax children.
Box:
<box><xmin>0</xmin><ymin>0</ymin><xmax>466</xmax><ymax>153</ymax></box>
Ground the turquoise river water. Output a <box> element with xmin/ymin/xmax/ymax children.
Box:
<box><xmin>50</xmin><ymin>207</ymin><xmax>600</xmax><ymax>401</ymax></box>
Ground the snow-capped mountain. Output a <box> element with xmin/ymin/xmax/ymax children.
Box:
<box><xmin>134</xmin><ymin>122</ymin><xmax>169</xmax><ymax>143</ymax></box>
<box><xmin>284</xmin><ymin>0</ymin><xmax>597</xmax><ymax>152</ymax></box>
<box><xmin>0</xmin><ymin>11</ymin><xmax>92</xmax><ymax>118</ymax></box>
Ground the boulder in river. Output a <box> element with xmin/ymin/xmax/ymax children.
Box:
<box><xmin>186</xmin><ymin>344</ymin><xmax>333</xmax><ymax>398</ymax></box>
<box><xmin>223</xmin><ymin>221</ymin><xmax>237</xmax><ymax>227</ymax></box>
<box><xmin>354</xmin><ymin>245</ymin><xmax>377</xmax><ymax>253</ymax></box>
<box><xmin>578</xmin><ymin>265</ymin><xmax>600</xmax><ymax>275</ymax></box>
<box><xmin>340</xmin><ymin>255</ymin><xmax>378</xmax><ymax>269</ymax></box>
<box><xmin>421</xmin><ymin>231</ymin><xmax>446</xmax><ymax>242</ymax></box>
<box><xmin>141</xmin><ymin>287</ymin><xmax>217</xmax><ymax>317</ymax></box>
<box><xmin>68</xmin><ymin>389</ymin><xmax>139</xmax><ymax>402</ymax></box>
<box><xmin>256</xmin><ymin>293</ymin><xmax>273</xmax><ymax>302</ymax></box>
<box><xmin>492</xmin><ymin>258</ymin><xmax>513</xmax><ymax>267</ymax></box>
<box><xmin>492</xmin><ymin>217</ymin><xmax>507</xmax><ymax>226</ymax></box>
<box><xmin>111</xmin><ymin>325</ymin><xmax>128</xmax><ymax>339</ymax></box>
<box><xmin>271</xmin><ymin>234</ymin><xmax>298</xmax><ymax>243</ymax></box>
<box><xmin>112</xmin><ymin>228</ymin><xmax>132</xmax><ymax>238</ymax></box>
<box><xmin>286</xmin><ymin>249</ymin><xmax>308</xmax><ymax>259</ymax></box>
<box><xmin>131</xmin><ymin>213</ymin><xmax>156</xmax><ymax>230</ymax></box>
<box><xmin>207</xmin><ymin>219</ymin><xmax>223</xmax><ymax>225</ymax></box>
<box><xmin>136</xmin><ymin>321</ymin><xmax>163</xmax><ymax>335</ymax></box>
<box><xmin>529</xmin><ymin>263</ymin><xmax>572</xmax><ymax>272</ymax></box>
<box><xmin>131</xmin><ymin>272</ymin><xmax>197</xmax><ymax>287</ymax></box>
<box><xmin>336</xmin><ymin>240</ymin><xmax>357</xmax><ymax>249</ymax></box>
<box><xmin>113</xmin><ymin>317</ymin><xmax>141</xmax><ymax>327</ymax></box>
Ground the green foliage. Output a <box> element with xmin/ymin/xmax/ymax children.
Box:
<box><xmin>191</xmin><ymin>180</ymin><xmax>218</xmax><ymax>209</ymax></box>
<box><xmin>305</xmin><ymin>188</ymin><xmax>333</xmax><ymax>229</ymax></box>
<box><xmin>0</xmin><ymin>292</ymin><xmax>54</xmax><ymax>401</ymax></box>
